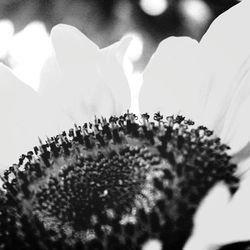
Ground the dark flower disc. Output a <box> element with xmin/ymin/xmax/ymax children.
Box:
<box><xmin>0</xmin><ymin>112</ymin><xmax>241</xmax><ymax>250</ymax></box>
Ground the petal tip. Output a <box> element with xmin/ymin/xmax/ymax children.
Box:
<box><xmin>51</xmin><ymin>23</ymin><xmax>76</xmax><ymax>37</ymax></box>
<box><xmin>158</xmin><ymin>36</ymin><xmax>198</xmax><ymax>50</ymax></box>
<box><xmin>51</xmin><ymin>23</ymin><xmax>99</xmax><ymax>52</ymax></box>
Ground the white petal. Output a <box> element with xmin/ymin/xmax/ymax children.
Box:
<box><xmin>219</xmin><ymin>172</ymin><xmax>250</xmax><ymax>244</ymax></box>
<box><xmin>51</xmin><ymin>24</ymin><xmax>113</xmax><ymax>121</ymax></box>
<box><xmin>0</xmin><ymin>64</ymin><xmax>68</xmax><ymax>171</ymax></box>
<box><xmin>217</xmin><ymin>52</ymin><xmax>250</xmax><ymax>154</ymax></box>
<box><xmin>184</xmin><ymin>183</ymin><xmax>230</xmax><ymax>250</ymax></box>
<box><xmin>39</xmin><ymin>54</ymin><xmax>62</xmax><ymax>111</ymax></box>
<box><xmin>38</xmin><ymin>54</ymin><xmax>76</xmax><ymax>126</ymax></box>
<box><xmin>199</xmin><ymin>0</ymin><xmax>250</xmax><ymax>136</ymax></box>
<box><xmin>40</xmin><ymin>24</ymin><xmax>131</xmax><ymax>124</ymax></box>
<box><xmin>234</xmin><ymin>152</ymin><xmax>250</xmax><ymax>177</ymax></box>
<box><xmin>98</xmin><ymin>36</ymin><xmax>132</xmax><ymax>115</ymax></box>
<box><xmin>185</xmin><ymin>173</ymin><xmax>250</xmax><ymax>249</ymax></box>
<box><xmin>139</xmin><ymin>36</ymin><xmax>204</xmax><ymax>120</ymax></box>
<box><xmin>221</xmin><ymin>90</ymin><xmax>250</xmax><ymax>155</ymax></box>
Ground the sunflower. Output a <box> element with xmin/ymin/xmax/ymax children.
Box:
<box><xmin>0</xmin><ymin>1</ymin><xmax>250</xmax><ymax>250</ymax></box>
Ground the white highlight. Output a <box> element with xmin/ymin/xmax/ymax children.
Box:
<box><xmin>8</xmin><ymin>22</ymin><xmax>52</xmax><ymax>90</ymax></box>
<box><xmin>181</xmin><ymin>0</ymin><xmax>210</xmax><ymax>22</ymax></box>
<box><xmin>142</xmin><ymin>239</ymin><xmax>162</xmax><ymax>250</ymax></box>
<box><xmin>123</xmin><ymin>32</ymin><xmax>144</xmax><ymax>115</ymax></box>
<box><xmin>125</xmin><ymin>32</ymin><xmax>143</xmax><ymax>62</ymax></box>
<box><xmin>0</xmin><ymin>20</ymin><xmax>14</xmax><ymax>58</ymax></box>
<box><xmin>139</xmin><ymin>0</ymin><xmax>168</xmax><ymax>16</ymax></box>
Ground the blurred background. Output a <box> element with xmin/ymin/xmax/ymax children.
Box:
<box><xmin>0</xmin><ymin>0</ymin><xmax>241</xmax><ymax>90</ymax></box>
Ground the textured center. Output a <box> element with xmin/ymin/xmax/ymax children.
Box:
<box><xmin>0</xmin><ymin>112</ymin><xmax>239</xmax><ymax>250</ymax></box>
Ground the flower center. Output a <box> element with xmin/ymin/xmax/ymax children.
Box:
<box><xmin>0</xmin><ymin>112</ymin><xmax>239</xmax><ymax>250</ymax></box>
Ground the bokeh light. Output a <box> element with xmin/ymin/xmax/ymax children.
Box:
<box><xmin>0</xmin><ymin>0</ymin><xmax>240</xmax><ymax>93</ymax></box>
<box><xmin>125</xmin><ymin>32</ymin><xmax>143</xmax><ymax>62</ymax></box>
<box><xmin>180</xmin><ymin>0</ymin><xmax>211</xmax><ymax>23</ymax></box>
<box><xmin>139</xmin><ymin>0</ymin><xmax>168</xmax><ymax>16</ymax></box>
<box><xmin>178</xmin><ymin>0</ymin><xmax>212</xmax><ymax>39</ymax></box>
<box><xmin>142</xmin><ymin>239</ymin><xmax>163</xmax><ymax>250</ymax></box>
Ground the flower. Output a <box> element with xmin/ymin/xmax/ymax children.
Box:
<box><xmin>0</xmin><ymin>1</ymin><xmax>250</xmax><ymax>250</ymax></box>
<box><xmin>139</xmin><ymin>0</ymin><xmax>250</xmax><ymax>249</ymax></box>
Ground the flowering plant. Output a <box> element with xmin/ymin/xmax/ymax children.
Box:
<box><xmin>1</xmin><ymin>1</ymin><xmax>250</xmax><ymax>250</ymax></box>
